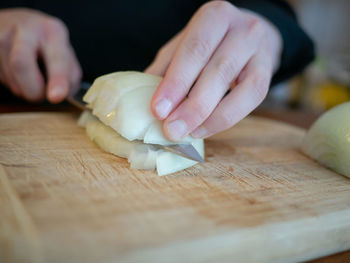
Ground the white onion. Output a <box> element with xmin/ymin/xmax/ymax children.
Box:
<box><xmin>83</xmin><ymin>71</ymin><xmax>162</xmax><ymax>119</ymax></box>
<box><xmin>85</xmin><ymin>118</ymin><xmax>141</xmax><ymax>158</ymax></box>
<box><xmin>79</xmin><ymin>71</ymin><xmax>204</xmax><ymax>176</ymax></box>
<box><xmin>302</xmin><ymin>102</ymin><xmax>350</xmax><ymax>178</ymax></box>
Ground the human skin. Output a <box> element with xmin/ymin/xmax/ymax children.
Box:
<box><xmin>0</xmin><ymin>8</ymin><xmax>81</xmax><ymax>103</ymax></box>
<box><xmin>0</xmin><ymin>1</ymin><xmax>281</xmax><ymax>141</ymax></box>
<box><xmin>146</xmin><ymin>1</ymin><xmax>282</xmax><ymax>140</ymax></box>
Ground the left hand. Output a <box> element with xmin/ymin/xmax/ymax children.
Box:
<box><xmin>145</xmin><ymin>1</ymin><xmax>282</xmax><ymax>141</ymax></box>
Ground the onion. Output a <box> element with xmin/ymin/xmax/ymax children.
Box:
<box><xmin>83</xmin><ymin>71</ymin><xmax>162</xmax><ymax>120</ymax></box>
<box><xmin>85</xmin><ymin>118</ymin><xmax>141</xmax><ymax>158</ymax></box>
<box><xmin>79</xmin><ymin>71</ymin><xmax>204</xmax><ymax>176</ymax></box>
<box><xmin>302</xmin><ymin>102</ymin><xmax>350</xmax><ymax>178</ymax></box>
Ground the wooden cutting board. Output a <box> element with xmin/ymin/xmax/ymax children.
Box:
<box><xmin>1</xmin><ymin>112</ymin><xmax>350</xmax><ymax>263</ymax></box>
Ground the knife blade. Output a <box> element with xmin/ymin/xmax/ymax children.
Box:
<box><xmin>68</xmin><ymin>82</ymin><xmax>204</xmax><ymax>163</ymax></box>
<box><xmin>67</xmin><ymin>81</ymin><xmax>91</xmax><ymax>110</ymax></box>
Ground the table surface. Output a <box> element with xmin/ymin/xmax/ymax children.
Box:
<box><xmin>1</xmin><ymin>102</ymin><xmax>349</xmax><ymax>263</ymax></box>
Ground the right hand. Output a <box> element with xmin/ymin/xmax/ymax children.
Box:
<box><xmin>0</xmin><ymin>8</ymin><xmax>81</xmax><ymax>103</ymax></box>
<box><xmin>146</xmin><ymin>1</ymin><xmax>282</xmax><ymax>141</ymax></box>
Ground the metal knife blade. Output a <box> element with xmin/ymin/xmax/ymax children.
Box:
<box><xmin>68</xmin><ymin>82</ymin><xmax>204</xmax><ymax>163</ymax></box>
<box><xmin>162</xmin><ymin>144</ymin><xmax>204</xmax><ymax>162</ymax></box>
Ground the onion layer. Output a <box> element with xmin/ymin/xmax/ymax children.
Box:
<box><xmin>79</xmin><ymin>71</ymin><xmax>205</xmax><ymax>176</ymax></box>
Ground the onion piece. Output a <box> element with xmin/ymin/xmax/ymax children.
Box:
<box><xmin>79</xmin><ymin>111</ymin><xmax>204</xmax><ymax>176</ymax></box>
<box><xmin>109</xmin><ymin>85</ymin><xmax>156</xmax><ymax>141</ymax></box>
<box><xmin>85</xmin><ymin>118</ymin><xmax>141</xmax><ymax>158</ymax></box>
<box><xmin>79</xmin><ymin>71</ymin><xmax>205</xmax><ymax>176</ymax></box>
<box><xmin>77</xmin><ymin>110</ymin><xmax>97</xmax><ymax>127</ymax></box>
<box><xmin>302</xmin><ymin>102</ymin><xmax>350</xmax><ymax>178</ymax></box>
<box><xmin>129</xmin><ymin>144</ymin><xmax>158</xmax><ymax>170</ymax></box>
<box><xmin>84</xmin><ymin>71</ymin><xmax>162</xmax><ymax>119</ymax></box>
<box><xmin>143</xmin><ymin>122</ymin><xmax>192</xmax><ymax>145</ymax></box>
<box><xmin>156</xmin><ymin>139</ymin><xmax>204</xmax><ymax>176</ymax></box>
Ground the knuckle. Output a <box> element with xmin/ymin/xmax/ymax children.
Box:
<box><xmin>202</xmin><ymin>1</ymin><xmax>235</xmax><ymax>16</ymax></box>
<box><xmin>45</xmin><ymin>17</ymin><xmax>69</xmax><ymax>38</ymax></box>
<box><xmin>184</xmin><ymin>37</ymin><xmax>211</xmax><ymax>60</ymax></box>
<box><xmin>215</xmin><ymin>57</ymin><xmax>238</xmax><ymax>84</ymax></box>
<box><xmin>247</xmin><ymin>17</ymin><xmax>265</xmax><ymax>36</ymax></box>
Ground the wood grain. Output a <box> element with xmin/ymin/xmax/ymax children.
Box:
<box><xmin>1</xmin><ymin>112</ymin><xmax>350</xmax><ymax>263</ymax></box>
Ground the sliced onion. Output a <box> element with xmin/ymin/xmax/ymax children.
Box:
<box><xmin>143</xmin><ymin>122</ymin><xmax>192</xmax><ymax>145</ymax></box>
<box><xmin>85</xmin><ymin>118</ymin><xmax>141</xmax><ymax>158</ymax></box>
<box><xmin>80</xmin><ymin>111</ymin><xmax>204</xmax><ymax>176</ymax></box>
<box><xmin>79</xmin><ymin>71</ymin><xmax>205</xmax><ymax>176</ymax></box>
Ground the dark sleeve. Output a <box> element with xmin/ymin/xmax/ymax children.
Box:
<box><xmin>233</xmin><ymin>0</ymin><xmax>315</xmax><ymax>84</ymax></box>
<box><xmin>0</xmin><ymin>1</ymin><xmax>32</xmax><ymax>8</ymax></box>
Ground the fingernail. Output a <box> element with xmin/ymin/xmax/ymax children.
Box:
<box><xmin>50</xmin><ymin>86</ymin><xmax>65</xmax><ymax>99</ymax></box>
<box><xmin>191</xmin><ymin>126</ymin><xmax>208</xmax><ymax>138</ymax></box>
<box><xmin>155</xmin><ymin>99</ymin><xmax>172</xmax><ymax>119</ymax></box>
<box><xmin>166</xmin><ymin>119</ymin><xmax>187</xmax><ymax>141</ymax></box>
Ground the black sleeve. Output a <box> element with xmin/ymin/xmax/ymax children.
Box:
<box><xmin>233</xmin><ymin>0</ymin><xmax>315</xmax><ymax>84</ymax></box>
<box><xmin>0</xmin><ymin>1</ymin><xmax>33</xmax><ymax>8</ymax></box>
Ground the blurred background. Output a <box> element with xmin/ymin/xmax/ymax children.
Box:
<box><xmin>263</xmin><ymin>0</ymin><xmax>350</xmax><ymax>113</ymax></box>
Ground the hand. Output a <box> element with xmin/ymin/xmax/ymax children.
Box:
<box><xmin>146</xmin><ymin>1</ymin><xmax>282</xmax><ymax>141</ymax></box>
<box><xmin>0</xmin><ymin>8</ymin><xmax>81</xmax><ymax>103</ymax></box>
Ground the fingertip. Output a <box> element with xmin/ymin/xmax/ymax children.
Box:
<box><xmin>191</xmin><ymin>125</ymin><xmax>209</xmax><ymax>138</ymax></box>
<box><xmin>163</xmin><ymin>119</ymin><xmax>188</xmax><ymax>141</ymax></box>
<box><xmin>151</xmin><ymin>104</ymin><xmax>162</xmax><ymax>120</ymax></box>
<box><xmin>162</xmin><ymin>121</ymin><xmax>175</xmax><ymax>142</ymax></box>
<box><xmin>152</xmin><ymin>97</ymin><xmax>173</xmax><ymax>120</ymax></box>
<box><xmin>47</xmin><ymin>83</ymin><xmax>69</xmax><ymax>103</ymax></box>
<box><xmin>150</xmin><ymin>82</ymin><xmax>172</xmax><ymax>120</ymax></box>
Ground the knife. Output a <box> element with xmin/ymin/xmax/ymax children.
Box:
<box><xmin>67</xmin><ymin>82</ymin><xmax>204</xmax><ymax>163</ymax></box>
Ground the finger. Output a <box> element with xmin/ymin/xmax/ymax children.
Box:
<box><xmin>41</xmin><ymin>20</ymin><xmax>71</xmax><ymax>103</ymax></box>
<box><xmin>0</xmin><ymin>30</ymin><xmax>22</xmax><ymax>97</ymax></box>
<box><xmin>67</xmin><ymin>45</ymin><xmax>82</xmax><ymax>96</ymax></box>
<box><xmin>151</xmin><ymin>2</ymin><xmax>235</xmax><ymax>120</ymax></box>
<box><xmin>191</xmin><ymin>53</ymin><xmax>272</xmax><ymax>138</ymax></box>
<box><xmin>144</xmin><ymin>31</ymin><xmax>183</xmax><ymax>76</ymax></box>
<box><xmin>163</xmin><ymin>23</ymin><xmax>262</xmax><ymax>141</ymax></box>
<box><xmin>8</xmin><ymin>27</ymin><xmax>45</xmax><ymax>101</ymax></box>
